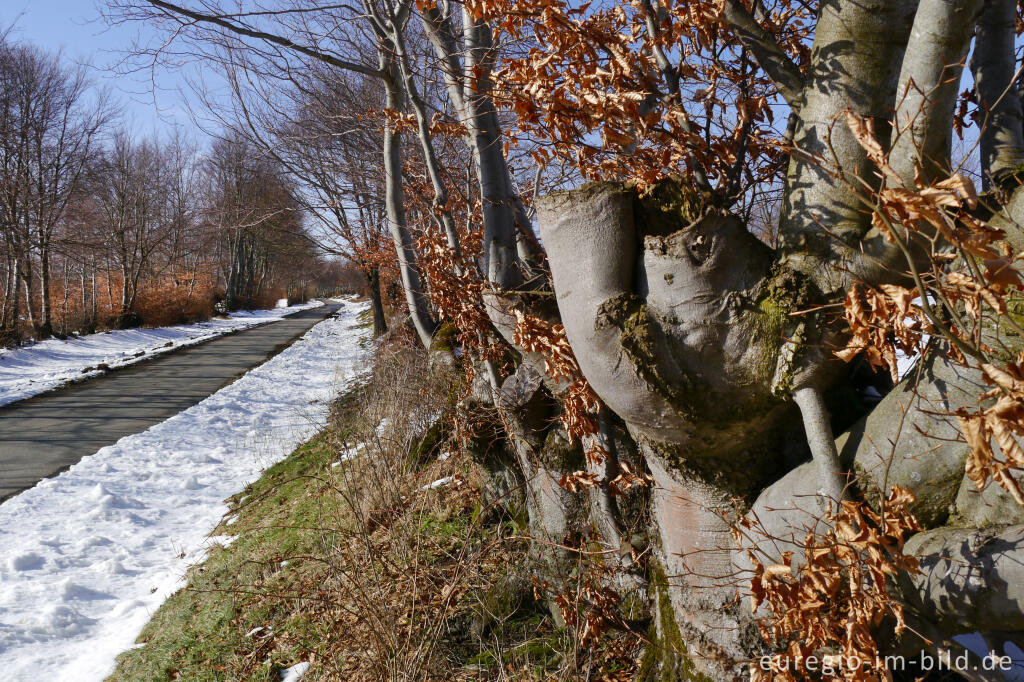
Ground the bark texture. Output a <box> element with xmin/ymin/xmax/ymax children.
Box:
<box><xmin>779</xmin><ymin>0</ymin><xmax>919</xmax><ymax>295</ymax></box>
<box><xmin>538</xmin><ymin>180</ymin><xmax>814</xmax><ymax>676</ymax></box>
<box><xmin>890</xmin><ymin>0</ymin><xmax>984</xmax><ymax>185</ymax></box>
<box><xmin>971</xmin><ymin>0</ymin><xmax>1024</xmax><ymax>189</ymax></box>
<box><xmin>530</xmin><ymin>1</ymin><xmax>1024</xmax><ymax>659</ymax></box>
<box><xmin>380</xmin><ymin>57</ymin><xmax>438</xmax><ymax>349</ymax></box>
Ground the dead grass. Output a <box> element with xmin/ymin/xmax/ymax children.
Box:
<box><xmin>108</xmin><ymin>335</ymin><xmax>641</xmax><ymax>681</ymax></box>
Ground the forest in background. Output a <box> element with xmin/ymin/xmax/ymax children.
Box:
<box><xmin>0</xmin><ymin>34</ymin><xmax>354</xmax><ymax>344</ymax></box>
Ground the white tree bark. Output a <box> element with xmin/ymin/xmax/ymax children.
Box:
<box><xmin>380</xmin><ymin>53</ymin><xmax>438</xmax><ymax>348</ymax></box>
<box><xmin>971</xmin><ymin>0</ymin><xmax>1024</xmax><ymax>189</ymax></box>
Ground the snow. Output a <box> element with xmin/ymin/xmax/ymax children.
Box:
<box><xmin>0</xmin><ymin>299</ymin><xmax>323</xmax><ymax>408</ymax></box>
<box><xmin>418</xmin><ymin>476</ymin><xmax>454</xmax><ymax>492</ymax></box>
<box><xmin>281</xmin><ymin>661</ymin><xmax>311</xmax><ymax>681</ymax></box>
<box><xmin>0</xmin><ymin>297</ymin><xmax>370</xmax><ymax>681</ymax></box>
<box><xmin>894</xmin><ymin>296</ymin><xmax>933</xmax><ymax>380</ymax></box>
<box><xmin>895</xmin><ymin>346</ymin><xmax>926</xmax><ymax>380</ymax></box>
<box><xmin>331</xmin><ymin>444</ymin><xmax>363</xmax><ymax>467</ymax></box>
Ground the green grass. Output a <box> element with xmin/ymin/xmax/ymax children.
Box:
<box><xmin>106</xmin><ymin>371</ymin><xmax>641</xmax><ymax>681</ymax></box>
<box><xmin>108</xmin><ymin>411</ymin><xmax>352</xmax><ymax>681</ymax></box>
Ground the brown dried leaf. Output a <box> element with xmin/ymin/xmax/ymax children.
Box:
<box><xmin>846</xmin><ymin>110</ymin><xmax>899</xmax><ymax>182</ymax></box>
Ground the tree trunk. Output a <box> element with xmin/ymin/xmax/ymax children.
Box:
<box><xmin>120</xmin><ymin>262</ymin><xmax>130</xmax><ymax>316</ymax></box>
<box><xmin>1</xmin><ymin>249</ymin><xmax>13</xmax><ymax>331</ymax></box>
<box><xmin>535</xmin><ymin>180</ymin><xmax>806</xmax><ymax>676</ymax></box>
<box><xmin>390</xmin><ymin>26</ymin><xmax>464</xmax><ymax>269</ymax></box>
<box><xmin>778</xmin><ymin>0</ymin><xmax>919</xmax><ymax>296</ymax></box>
<box><xmin>20</xmin><ymin>259</ymin><xmax>35</xmax><ymax>331</ymax></box>
<box><xmin>379</xmin><ymin>54</ymin><xmax>438</xmax><ymax>349</ymax></box>
<box><xmin>367</xmin><ymin>266</ymin><xmax>387</xmax><ymax>337</ymax></box>
<box><xmin>971</xmin><ymin>0</ymin><xmax>1024</xmax><ymax>189</ymax></box>
<box><xmin>494</xmin><ymin>361</ymin><xmax>589</xmax><ymax>614</ymax></box>
<box><xmin>890</xmin><ymin>0</ymin><xmax>984</xmax><ymax>185</ymax></box>
<box><xmin>80</xmin><ymin>265</ymin><xmax>87</xmax><ymax>330</ymax></box>
<box><xmin>37</xmin><ymin>235</ymin><xmax>52</xmax><ymax>338</ymax></box>
<box><xmin>6</xmin><ymin>255</ymin><xmax>20</xmax><ymax>332</ymax></box>
<box><xmin>418</xmin><ymin>7</ymin><xmax>532</xmax><ymax>292</ymax></box>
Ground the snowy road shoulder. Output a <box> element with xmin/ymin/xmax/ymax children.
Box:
<box><xmin>0</xmin><ymin>297</ymin><xmax>370</xmax><ymax>681</ymax></box>
<box><xmin>0</xmin><ymin>299</ymin><xmax>323</xmax><ymax>408</ymax></box>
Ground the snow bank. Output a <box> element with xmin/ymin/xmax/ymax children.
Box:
<box><xmin>0</xmin><ymin>298</ymin><xmax>369</xmax><ymax>681</ymax></box>
<box><xmin>0</xmin><ymin>300</ymin><xmax>323</xmax><ymax>408</ymax></box>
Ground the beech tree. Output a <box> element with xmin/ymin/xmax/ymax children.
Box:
<box><xmin>106</xmin><ymin>0</ymin><xmax>1024</xmax><ymax>679</ymax></box>
<box><xmin>217</xmin><ymin>63</ymin><xmax>397</xmax><ymax>336</ymax></box>
<box><xmin>204</xmin><ymin>133</ymin><xmax>318</xmax><ymax>309</ymax></box>
<box><xmin>0</xmin><ymin>36</ymin><xmax>112</xmax><ymax>337</ymax></box>
<box><xmin>493</xmin><ymin>0</ymin><xmax>1024</xmax><ymax>677</ymax></box>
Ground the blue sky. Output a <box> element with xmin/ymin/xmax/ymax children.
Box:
<box><xmin>2</xmin><ymin>0</ymin><xmax>206</xmax><ymax>138</ymax></box>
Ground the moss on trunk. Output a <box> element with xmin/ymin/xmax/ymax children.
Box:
<box><xmin>637</xmin><ymin>560</ymin><xmax>715</xmax><ymax>682</ymax></box>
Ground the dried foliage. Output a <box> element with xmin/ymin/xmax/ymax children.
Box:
<box><xmin>837</xmin><ymin>283</ymin><xmax>932</xmax><ymax>383</ymax></box>
<box><xmin>739</xmin><ymin>487</ymin><xmax>922</xmax><ymax>682</ymax></box>
<box><xmin>959</xmin><ymin>360</ymin><xmax>1024</xmax><ymax>506</ymax></box>
<box><xmin>410</xmin><ymin>200</ymin><xmax>501</xmax><ymax>363</ymax></box>
<box><xmin>543</xmin><ymin>573</ymin><xmax>631</xmax><ymax>649</ymax></box>
<box><xmin>836</xmin><ymin>110</ymin><xmax>1024</xmax><ymax>508</ymax></box>
<box><xmin>512</xmin><ymin>312</ymin><xmax>606</xmax><ymax>470</ymax></box>
<box><xmin>471</xmin><ymin>0</ymin><xmax>809</xmax><ymax>193</ymax></box>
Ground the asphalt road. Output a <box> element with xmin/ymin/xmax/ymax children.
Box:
<box><xmin>0</xmin><ymin>304</ymin><xmax>340</xmax><ymax>501</ymax></box>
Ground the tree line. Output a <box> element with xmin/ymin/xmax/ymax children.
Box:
<box><xmin>0</xmin><ymin>33</ymin><xmax>343</xmax><ymax>343</ymax></box>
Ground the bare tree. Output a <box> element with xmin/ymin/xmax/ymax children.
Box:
<box><xmin>221</xmin><ymin>63</ymin><xmax>395</xmax><ymax>334</ymax></box>
<box><xmin>0</xmin><ymin>36</ymin><xmax>113</xmax><ymax>337</ymax></box>
<box><xmin>203</xmin><ymin>132</ymin><xmax>317</xmax><ymax>309</ymax></box>
<box><xmin>104</xmin><ymin>0</ymin><xmax>441</xmax><ymax>344</ymax></box>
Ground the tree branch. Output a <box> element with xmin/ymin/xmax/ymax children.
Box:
<box><xmin>720</xmin><ymin>0</ymin><xmax>805</xmax><ymax>107</ymax></box>
<box><xmin>792</xmin><ymin>385</ymin><xmax>848</xmax><ymax>510</ymax></box>
<box><xmin>143</xmin><ymin>0</ymin><xmax>385</xmax><ymax>79</ymax></box>
<box><xmin>889</xmin><ymin>0</ymin><xmax>983</xmax><ymax>185</ymax></box>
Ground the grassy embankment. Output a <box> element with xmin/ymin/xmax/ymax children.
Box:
<box><xmin>109</xmin><ymin>319</ymin><xmax>640</xmax><ymax>681</ymax></box>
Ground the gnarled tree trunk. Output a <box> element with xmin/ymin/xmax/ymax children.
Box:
<box><xmin>528</xmin><ymin>1</ymin><xmax>1024</xmax><ymax>675</ymax></box>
